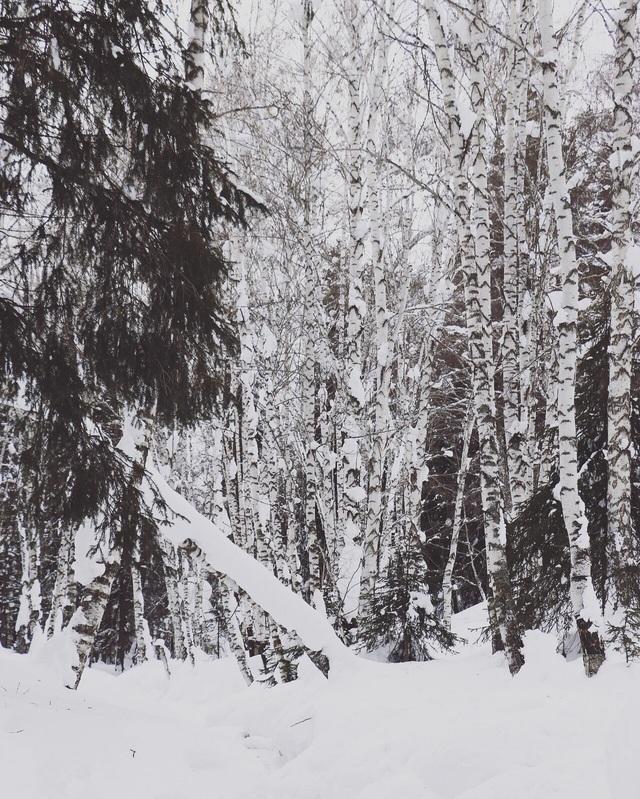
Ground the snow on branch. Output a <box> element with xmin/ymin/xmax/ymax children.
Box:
<box><xmin>148</xmin><ymin>468</ymin><xmax>353</xmax><ymax>672</ymax></box>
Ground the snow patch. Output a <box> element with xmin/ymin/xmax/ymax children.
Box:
<box><xmin>5</xmin><ymin>609</ymin><xmax>638</xmax><ymax>799</ymax></box>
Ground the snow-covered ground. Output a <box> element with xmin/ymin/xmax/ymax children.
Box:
<box><xmin>1</xmin><ymin>604</ymin><xmax>637</xmax><ymax>799</ymax></box>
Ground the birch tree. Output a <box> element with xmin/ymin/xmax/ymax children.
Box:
<box><xmin>467</xmin><ymin>0</ymin><xmax>524</xmax><ymax>673</ymax></box>
<box><xmin>607</xmin><ymin>0</ymin><xmax>639</xmax><ymax>656</ymax></box>
<box><xmin>15</xmin><ymin>521</ymin><xmax>41</xmax><ymax>651</ymax></box>
<box><xmin>342</xmin><ymin>0</ymin><xmax>368</xmax><ymax>562</ymax></box>
<box><xmin>66</xmin><ymin>407</ymin><xmax>156</xmax><ymax>688</ymax></box>
<box><xmin>45</xmin><ymin>527</ymin><xmax>75</xmax><ymax>640</ymax></box>
<box><xmin>360</xmin><ymin>0</ymin><xmax>392</xmax><ymax>623</ymax></box>
<box><xmin>3</xmin><ymin>0</ymin><xmax>637</xmax><ymax>683</ymax></box>
<box><xmin>302</xmin><ymin>0</ymin><xmax>322</xmax><ymax>604</ymax></box>
<box><xmin>502</xmin><ymin>0</ymin><xmax>534</xmax><ymax>516</ymax></box>
<box><xmin>539</xmin><ymin>0</ymin><xmax>605</xmax><ymax>675</ymax></box>
<box><xmin>425</xmin><ymin>0</ymin><xmax>524</xmax><ymax>673</ymax></box>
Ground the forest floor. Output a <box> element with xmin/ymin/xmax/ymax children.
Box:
<box><xmin>1</xmin><ymin>604</ymin><xmax>637</xmax><ymax>799</ymax></box>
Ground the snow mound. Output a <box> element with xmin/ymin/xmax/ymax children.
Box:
<box><xmin>2</xmin><ymin>610</ymin><xmax>638</xmax><ymax>799</ymax></box>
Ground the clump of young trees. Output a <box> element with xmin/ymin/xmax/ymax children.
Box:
<box><xmin>1</xmin><ymin>0</ymin><xmax>638</xmax><ymax>686</ymax></box>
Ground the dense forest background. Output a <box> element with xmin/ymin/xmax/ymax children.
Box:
<box><xmin>0</xmin><ymin>0</ymin><xmax>639</xmax><ymax>690</ymax></box>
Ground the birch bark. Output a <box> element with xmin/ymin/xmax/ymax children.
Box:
<box><xmin>360</xmin><ymin>0</ymin><xmax>392</xmax><ymax>622</ymax></box>
<box><xmin>342</xmin><ymin>0</ymin><xmax>367</xmax><ymax>558</ymax></box>
<box><xmin>468</xmin><ymin>1</ymin><xmax>524</xmax><ymax>673</ymax></box>
<box><xmin>45</xmin><ymin>525</ymin><xmax>74</xmax><ymax>639</ymax></box>
<box><xmin>607</xmin><ymin>0</ymin><xmax>639</xmax><ymax>643</ymax></box>
<box><xmin>15</xmin><ymin>520</ymin><xmax>41</xmax><ymax>650</ymax></box>
<box><xmin>302</xmin><ymin>0</ymin><xmax>321</xmax><ymax>603</ymax></box>
<box><xmin>502</xmin><ymin>0</ymin><xmax>534</xmax><ymax>516</ymax></box>
<box><xmin>185</xmin><ymin>0</ymin><xmax>209</xmax><ymax>91</ymax></box>
<box><xmin>131</xmin><ymin>529</ymin><xmax>152</xmax><ymax>664</ymax></box>
<box><xmin>426</xmin><ymin>0</ymin><xmax>524</xmax><ymax>673</ymax></box>
<box><xmin>539</xmin><ymin>0</ymin><xmax>605</xmax><ymax>675</ymax></box>
<box><xmin>67</xmin><ymin>405</ymin><xmax>155</xmax><ymax>687</ymax></box>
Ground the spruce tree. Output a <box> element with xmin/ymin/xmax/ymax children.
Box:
<box><xmin>0</xmin><ymin>0</ymin><xmax>258</xmax><ymax>533</ymax></box>
<box><xmin>0</xmin><ymin>0</ymin><xmax>260</xmax><ymax>657</ymax></box>
<box><xmin>360</xmin><ymin>522</ymin><xmax>456</xmax><ymax>662</ymax></box>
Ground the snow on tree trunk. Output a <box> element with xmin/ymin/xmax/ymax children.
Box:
<box><xmin>15</xmin><ymin>521</ymin><xmax>41</xmax><ymax>650</ymax></box>
<box><xmin>301</xmin><ymin>0</ymin><xmax>321</xmax><ymax>604</ymax></box>
<box><xmin>153</xmin><ymin>468</ymin><xmax>352</xmax><ymax>672</ymax></box>
<box><xmin>130</xmin><ymin>528</ymin><xmax>152</xmax><ymax>664</ymax></box>
<box><xmin>342</xmin><ymin>0</ymin><xmax>367</xmax><ymax>560</ymax></box>
<box><xmin>502</xmin><ymin>0</ymin><xmax>534</xmax><ymax>517</ymax></box>
<box><xmin>539</xmin><ymin>0</ymin><xmax>605</xmax><ymax>676</ymax></box>
<box><xmin>425</xmin><ymin>0</ymin><xmax>524</xmax><ymax>673</ymax></box>
<box><xmin>360</xmin><ymin>0</ymin><xmax>392</xmax><ymax>624</ymax></box>
<box><xmin>185</xmin><ymin>0</ymin><xmax>209</xmax><ymax>91</ymax></box>
<box><xmin>160</xmin><ymin>538</ymin><xmax>189</xmax><ymax>661</ymax></box>
<box><xmin>45</xmin><ymin>525</ymin><xmax>75</xmax><ymax>639</ymax></box>
<box><xmin>607</xmin><ymin>0</ymin><xmax>639</xmax><ymax>654</ymax></box>
<box><xmin>467</xmin><ymin>0</ymin><xmax>524</xmax><ymax>674</ymax></box>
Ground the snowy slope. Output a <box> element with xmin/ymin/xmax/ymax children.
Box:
<box><xmin>1</xmin><ymin>605</ymin><xmax>637</xmax><ymax>799</ymax></box>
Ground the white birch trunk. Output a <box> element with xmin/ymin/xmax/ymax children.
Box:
<box><xmin>342</xmin><ymin>0</ymin><xmax>367</xmax><ymax>556</ymax></box>
<box><xmin>223</xmin><ymin>417</ymin><xmax>247</xmax><ymax>550</ymax></box>
<box><xmin>66</xmin><ymin>405</ymin><xmax>155</xmax><ymax>687</ymax></box>
<box><xmin>160</xmin><ymin>537</ymin><xmax>189</xmax><ymax>660</ymax></box>
<box><xmin>221</xmin><ymin>576</ymin><xmax>254</xmax><ymax>685</ymax></box>
<box><xmin>539</xmin><ymin>0</ymin><xmax>605</xmax><ymax>675</ymax></box>
<box><xmin>426</xmin><ymin>0</ymin><xmax>524</xmax><ymax>673</ymax></box>
<box><xmin>534</xmin><ymin>204</ymin><xmax>557</xmax><ymax>489</ymax></box>
<box><xmin>360</xmin><ymin>0</ymin><xmax>392</xmax><ymax>622</ymax></box>
<box><xmin>45</xmin><ymin>525</ymin><xmax>74</xmax><ymax>639</ymax></box>
<box><xmin>515</xmin><ymin>18</ymin><xmax>536</xmax><ymax>504</ymax></box>
<box><xmin>15</xmin><ymin>520</ymin><xmax>41</xmax><ymax>650</ymax></box>
<box><xmin>302</xmin><ymin>0</ymin><xmax>321</xmax><ymax>603</ymax></box>
<box><xmin>607</xmin><ymin>0</ymin><xmax>639</xmax><ymax>638</ymax></box>
<box><xmin>468</xmin><ymin>2</ymin><xmax>524</xmax><ymax>673</ymax></box>
<box><xmin>185</xmin><ymin>0</ymin><xmax>209</xmax><ymax>91</ymax></box>
<box><xmin>66</xmin><ymin>552</ymin><xmax>121</xmax><ymax>689</ymax></box>
<box><xmin>502</xmin><ymin>0</ymin><xmax>534</xmax><ymax>517</ymax></box>
<box><xmin>131</xmin><ymin>529</ymin><xmax>152</xmax><ymax>664</ymax></box>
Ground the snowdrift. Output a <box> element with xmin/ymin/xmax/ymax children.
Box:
<box><xmin>1</xmin><ymin>605</ymin><xmax>637</xmax><ymax>799</ymax></box>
